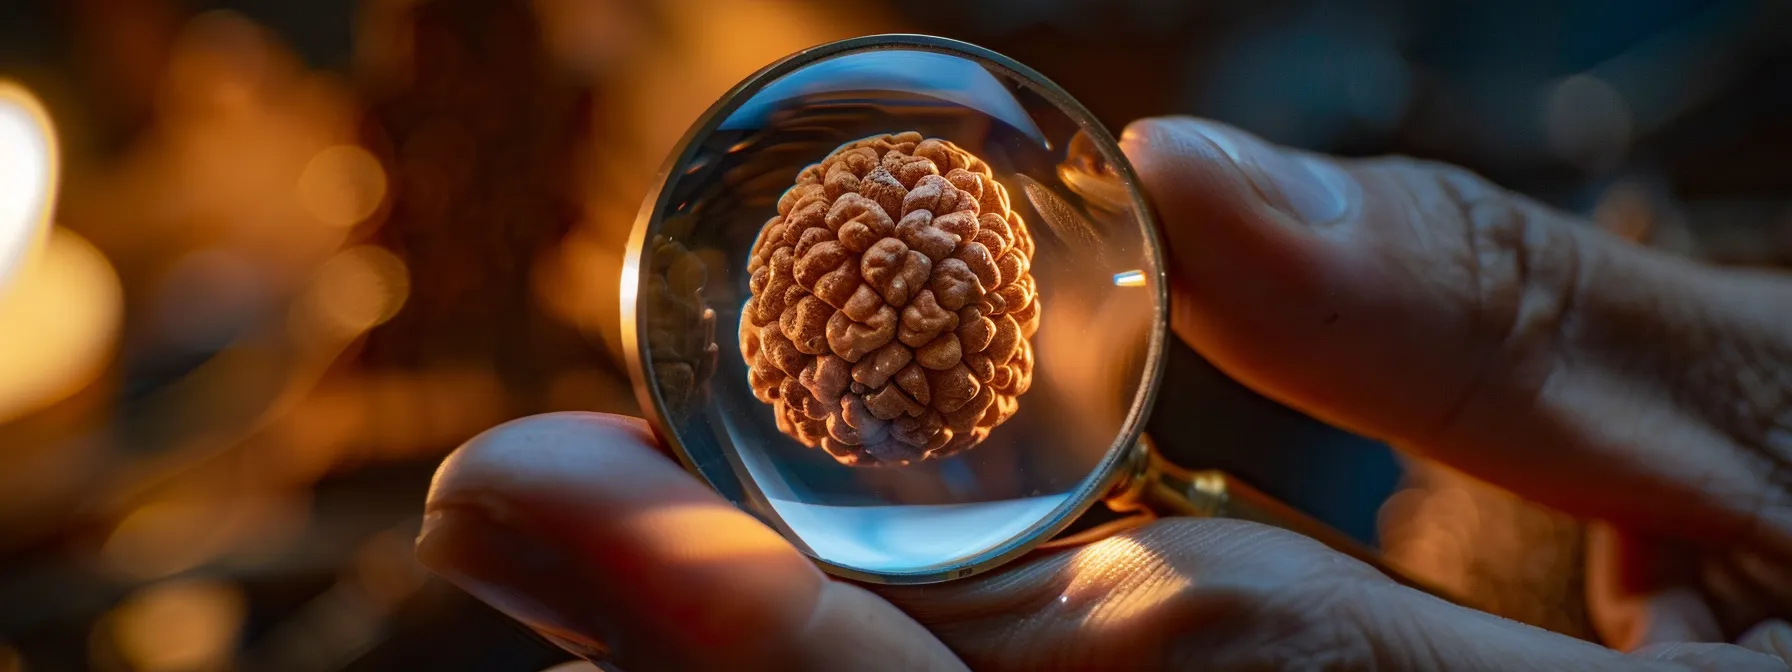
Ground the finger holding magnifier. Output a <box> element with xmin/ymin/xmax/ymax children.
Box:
<box><xmin>1121</xmin><ymin>116</ymin><xmax>1792</xmax><ymax>650</ymax></box>
<box><xmin>416</xmin><ymin>412</ymin><xmax>966</xmax><ymax>672</ymax></box>
<box><xmin>419</xmin><ymin>412</ymin><xmax>1789</xmax><ymax>671</ymax></box>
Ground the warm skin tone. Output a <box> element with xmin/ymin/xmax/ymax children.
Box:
<box><xmin>417</xmin><ymin>117</ymin><xmax>1792</xmax><ymax>671</ymax></box>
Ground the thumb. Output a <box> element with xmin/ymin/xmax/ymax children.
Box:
<box><xmin>415</xmin><ymin>413</ymin><xmax>965</xmax><ymax>672</ymax></box>
<box><xmin>1120</xmin><ymin>116</ymin><xmax>1792</xmax><ymax>561</ymax></box>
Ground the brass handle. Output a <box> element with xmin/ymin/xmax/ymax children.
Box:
<box><xmin>1103</xmin><ymin>435</ymin><xmax>1464</xmax><ymax>603</ymax></box>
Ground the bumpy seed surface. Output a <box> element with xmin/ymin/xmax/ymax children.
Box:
<box><xmin>740</xmin><ymin>132</ymin><xmax>1040</xmax><ymax>467</ymax></box>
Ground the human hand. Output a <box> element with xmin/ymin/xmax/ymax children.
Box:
<box><xmin>415</xmin><ymin>117</ymin><xmax>1792</xmax><ymax>670</ymax></box>
<box><xmin>420</xmin><ymin>413</ymin><xmax>1783</xmax><ymax>671</ymax></box>
<box><xmin>1118</xmin><ymin>117</ymin><xmax>1792</xmax><ymax>650</ymax></box>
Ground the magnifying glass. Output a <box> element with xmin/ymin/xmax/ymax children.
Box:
<box><xmin>622</xmin><ymin>34</ymin><xmax>1424</xmax><ymax>588</ymax></box>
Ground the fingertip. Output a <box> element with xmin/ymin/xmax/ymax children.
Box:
<box><xmin>1117</xmin><ymin>115</ymin><xmax>1167</xmax><ymax>146</ymax></box>
<box><xmin>1119</xmin><ymin>116</ymin><xmax>1208</xmax><ymax>157</ymax></box>
<box><xmin>414</xmin><ymin>412</ymin><xmax>715</xmax><ymax>659</ymax></box>
<box><xmin>1119</xmin><ymin>116</ymin><xmax>1245</xmax><ymax>211</ymax></box>
<box><xmin>418</xmin><ymin>410</ymin><xmax>797</xmax><ymax>588</ymax></box>
<box><xmin>1117</xmin><ymin>116</ymin><xmax>1334</xmax><ymax>294</ymax></box>
<box><xmin>424</xmin><ymin>411</ymin><xmax>680</xmax><ymax>515</ymax></box>
<box><xmin>1122</xmin><ymin>116</ymin><xmax>1355</xmax><ymax>224</ymax></box>
<box><xmin>1119</xmin><ymin>118</ymin><xmax>1351</xmax><ymax>409</ymax></box>
<box><xmin>414</xmin><ymin>411</ymin><xmax>871</xmax><ymax>670</ymax></box>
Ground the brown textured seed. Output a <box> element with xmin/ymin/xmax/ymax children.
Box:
<box><xmin>740</xmin><ymin>133</ymin><xmax>1040</xmax><ymax>466</ymax></box>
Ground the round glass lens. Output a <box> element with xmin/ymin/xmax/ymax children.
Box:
<box><xmin>627</xmin><ymin>35</ymin><xmax>1166</xmax><ymax>583</ymax></box>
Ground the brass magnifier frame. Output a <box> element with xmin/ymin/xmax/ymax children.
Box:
<box><xmin>621</xmin><ymin>34</ymin><xmax>1431</xmax><ymax>593</ymax></box>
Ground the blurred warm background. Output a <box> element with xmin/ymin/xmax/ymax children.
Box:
<box><xmin>2</xmin><ymin>1</ymin><xmax>1790</xmax><ymax>669</ymax></box>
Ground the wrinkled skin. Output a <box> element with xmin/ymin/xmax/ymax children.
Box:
<box><xmin>418</xmin><ymin>117</ymin><xmax>1792</xmax><ymax>671</ymax></box>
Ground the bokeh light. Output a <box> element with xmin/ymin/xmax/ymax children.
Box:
<box><xmin>0</xmin><ymin>81</ymin><xmax>55</xmax><ymax>293</ymax></box>
<box><xmin>353</xmin><ymin>530</ymin><xmax>430</xmax><ymax>609</ymax></box>
<box><xmin>101</xmin><ymin>494</ymin><xmax>309</xmax><ymax>581</ymax></box>
<box><xmin>1546</xmin><ymin>74</ymin><xmax>1633</xmax><ymax>172</ymax></box>
<box><xmin>297</xmin><ymin>145</ymin><xmax>388</xmax><ymax>228</ymax></box>
<box><xmin>108</xmin><ymin>579</ymin><xmax>246</xmax><ymax>672</ymax></box>
<box><xmin>293</xmin><ymin>244</ymin><xmax>411</xmax><ymax>343</ymax></box>
<box><xmin>0</xmin><ymin>228</ymin><xmax>123</xmax><ymax>425</ymax></box>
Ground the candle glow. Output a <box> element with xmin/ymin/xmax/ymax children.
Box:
<box><xmin>0</xmin><ymin>81</ymin><xmax>56</xmax><ymax>293</ymax></box>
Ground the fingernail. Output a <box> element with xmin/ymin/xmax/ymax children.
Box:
<box><xmin>1131</xmin><ymin>119</ymin><xmax>1354</xmax><ymax>224</ymax></box>
<box><xmin>416</xmin><ymin>502</ymin><xmax>617</xmax><ymax>652</ymax></box>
